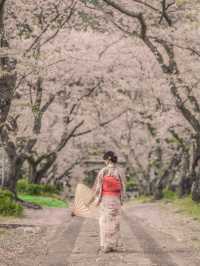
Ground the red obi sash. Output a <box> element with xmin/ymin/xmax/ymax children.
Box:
<box><xmin>102</xmin><ymin>176</ymin><xmax>122</xmax><ymax>196</ymax></box>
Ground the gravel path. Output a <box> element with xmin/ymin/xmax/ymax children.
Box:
<box><xmin>0</xmin><ymin>202</ymin><xmax>200</xmax><ymax>266</ymax></box>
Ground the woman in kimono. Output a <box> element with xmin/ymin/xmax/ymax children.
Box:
<box><xmin>92</xmin><ymin>151</ymin><xmax>126</xmax><ymax>253</ymax></box>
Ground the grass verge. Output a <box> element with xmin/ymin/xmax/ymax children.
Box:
<box><xmin>162</xmin><ymin>191</ymin><xmax>200</xmax><ymax>221</ymax></box>
<box><xmin>19</xmin><ymin>194</ymin><xmax>68</xmax><ymax>208</ymax></box>
<box><xmin>172</xmin><ymin>197</ymin><xmax>200</xmax><ymax>221</ymax></box>
<box><xmin>134</xmin><ymin>195</ymin><xmax>154</xmax><ymax>203</ymax></box>
<box><xmin>133</xmin><ymin>190</ymin><xmax>200</xmax><ymax>222</ymax></box>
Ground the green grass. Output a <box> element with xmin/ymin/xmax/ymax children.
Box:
<box><xmin>134</xmin><ymin>189</ymin><xmax>200</xmax><ymax>222</ymax></box>
<box><xmin>163</xmin><ymin>194</ymin><xmax>200</xmax><ymax>221</ymax></box>
<box><xmin>175</xmin><ymin>197</ymin><xmax>200</xmax><ymax>220</ymax></box>
<box><xmin>133</xmin><ymin>195</ymin><xmax>154</xmax><ymax>203</ymax></box>
<box><xmin>19</xmin><ymin>194</ymin><xmax>68</xmax><ymax>208</ymax></box>
<box><xmin>163</xmin><ymin>189</ymin><xmax>178</xmax><ymax>201</ymax></box>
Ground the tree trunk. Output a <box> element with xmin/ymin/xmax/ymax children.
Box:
<box><xmin>191</xmin><ymin>163</ymin><xmax>200</xmax><ymax>202</ymax></box>
<box><xmin>0</xmin><ymin>0</ymin><xmax>16</xmax><ymax>127</ymax></box>
<box><xmin>177</xmin><ymin>176</ymin><xmax>192</xmax><ymax>197</ymax></box>
<box><xmin>191</xmin><ymin>178</ymin><xmax>200</xmax><ymax>202</ymax></box>
<box><xmin>153</xmin><ymin>185</ymin><xmax>163</xmax><ymax>200</ymax></box>
<box><xmin>28</xmin><ymin>161</ymin><xmax>37</xmax><ymax>183</ymax></box>
<box><xmin>3</xmin><ymin>155</ymin><xmax>17</xmax><ymax>194</ymax></box>
<box><xmin>3</xmin><ymin>152</ymin><xmax>23</xmax><ymax>196</ymax></box>
<box><xmin>27</xmin><ymin>152</ymin><xmax>56</xmax><ymax>184</ymax></box>
<box><xmin>0</xmin><ymin>0</ymin><xmax>17</xmax><ymax>194</ymax></box>
<box><xmin>175</xmin><ymin>151</ymin><xmax>191</xmax><ymax>197</ymax></box>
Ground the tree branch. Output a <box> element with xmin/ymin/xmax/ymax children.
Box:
<box><xmin>131</xmin><ymin>0</ymin><xmax>159</xmax><ymax>12</ymax></box>
<box><xmin>73</xmin><ymin>109</ymin><xmax>127</xmax><ymax>137</ymax></box>
<box><xmin>40</xmin><ymin>0</ymin><xmax>76</xmax><ymax>48</ymax></box>
<box><xmin>102</xmin><ymin>0</ymin><xmax>147</xmax><ymax>39</ymax></box>
<box><xmin>159</xmin><ymin>0</ymin><xmax>174</xmax><ymax>26</ymax></box>
<box><xmin>56</xmin><ymin>120</ymin><xmax>85</xmax><ymax>152</ymax></box>
<box><xmin>170</xmin><ymin>79</ymin><xmax>200</xmax><ymax>133</ymax></box>
<box><xmin>41</xmin><ymin>94</ymin><xmax>55</xmax><ymax>113</ymax></box>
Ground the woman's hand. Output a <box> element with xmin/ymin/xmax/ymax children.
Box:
<box><xmin>71</xmin><ymin>210</ymin><xmax>76</xmax><ymax>217</ymax></box>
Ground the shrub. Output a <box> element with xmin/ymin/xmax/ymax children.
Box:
<box><xmin>26</xmin><ymin>183</ymin><xmax>42</xmax><ymax>195</ymax></box>
<box><xmin>126</xmin><ymin>179</ymin><xmax>137</xmax><ymax>192</ymax></box>
<box><xmin>17</xmin><ymin>179</ymin><xmax>60</xmax><ymax>196</ymax></box>
<box><xmin>16</xmin><ymin>178</ymin><xmax>28</xmax><ymax>193</ymax></box>
<box><xmin>42</xmin><ymin>184</ymin><xmax>60</xmax><ymax>194</ymax></box>
<box><xmin>163</xmin><ymin>189</ymin><xmax>178</xmax><ymax>201</ymax></box>
<box><xmin>0</xmin><ymin>189</ymin><xmax>23</xmax><ymax>217</ymax></box>
<box><xmin>0</xmin><ymin>189</ymin><xmax>14</xmax><ymax>199</ymax></box>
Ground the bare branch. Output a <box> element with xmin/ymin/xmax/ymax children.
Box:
<box><xmin>149</xmin><ymin>36</ymin><xmax>200</xmax><ymax>58</ymax></box>
<box><xmin>41</xmin><ymin>94</ymin><xmax>55</xmax><ymax>113</ymax></box>
<box><xmin>98</xmin><ymin>35</ymin><xmax>125</xmax><ymax>59</ymax></box>
<box><xmin>170</xmin><ymin>79</ymin><xmax>200</xmax><ymax>133</ymax></box>
<box><xmin>159</xmin><ymin>0</ymin><xmax>175</xmax><ymax>26</ymax></box>
<box><xmin>55</xmin><ymin>161</ymin><xmax>79</xmax><ymax>181</ymax></box>
<box><xmin>56</xmin><ymin>120</ymin><xmax>85</xmax><ymax>152</ymax></box>
<box><xmin>34</xmin><ymin>77</ymin><xmax>43</xmax><ymax>108</ymax></box>
<box><xmin>131</xmin><ymin>0</ymin><xmax>159</xmax><ymax>12</ymax></box>
<box><xmin>40</xmin><ymin>1</ymin><xmax>76</xmax><ymax>48</ymax></box>
<box><xmin>73</xmin><ymin>109</ymin><xmax>128</xmax><ymax>137</ymax></box>
<box><xmin>25</xmin><ymin>0</ymin><xmax>76</xmax><ymax>55</ymax></box>
<box><xmin>102</xmin><ymin>0</ymin><xmax>147</xmax><ymax>39</ymax></box>
<box><xmin>65</xmin><ymin>79</ymin><xmax>102</xmax><ymax>125</ymax></box>
<box><xmin>15</xmin><ymin>59</ymin><xmax>66</xmax><ymax>92</ymax></box>
<box><xmin>24</xmin><ymin>12</ymin><xmax>60</xmax><ymax>55</ymax></box>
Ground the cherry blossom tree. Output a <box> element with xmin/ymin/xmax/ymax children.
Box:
<box><xmin>79</xmin><ymin>0</ymin><xmax>200</xmax><ymax>200</ymax></box>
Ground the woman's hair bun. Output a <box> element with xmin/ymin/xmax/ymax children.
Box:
<box><xmin>103</xmin><ymin>151</ymin><xmax>118</xmax><ymax>163</ymax></box>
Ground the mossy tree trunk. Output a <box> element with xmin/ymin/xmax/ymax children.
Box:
<box><xmin>0</xmin><ymin>0</ymin><xmax>17</xmax><ymax>194</ymax></box>
<box><xmin>0</xmin><ymin>0</ymin><xmax>17</xmax><ymax>127</ymax></box>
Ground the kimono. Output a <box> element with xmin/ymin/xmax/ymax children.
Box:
<box><xmin>93</xmin><ymin>163</ymin><xmax>126</xmax><ymax>251</ymax></box>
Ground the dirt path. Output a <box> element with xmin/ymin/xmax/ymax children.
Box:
<box><xmin>0</xmin><ymin>202</ymin><xmax>200</xmax><ymax>266</ymax></box>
